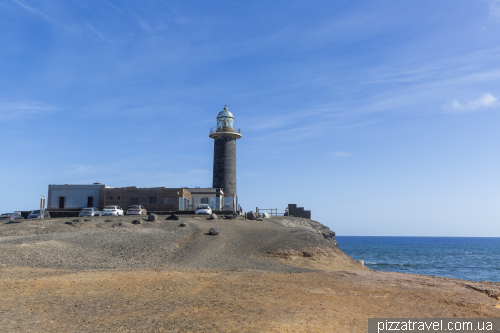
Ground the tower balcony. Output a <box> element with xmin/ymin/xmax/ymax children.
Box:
<box><xmin>209</xmin><ymin>127</ymin><xmax>242</xmax><ymax>139</ymax></box>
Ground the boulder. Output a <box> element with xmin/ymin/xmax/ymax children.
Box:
<box><xmin>72</xmin><ymin>219</ymin><xmax>80</xmax><ymax>222</ymax></box>
<box><xmin>132</xmin><ymin>220</ymin><xmax>142</xmax><ymax>225</ymax></box>
<box><xmin>105</xmin><ymin>219</ymin><xmax>113</xmax><ymax>222</ymax></box>
<box><xmin>83</xmin><ymin>219</ymin><xmax>91</xmax><ymax>222</ymax></box>
<box><xmin>148</xmin><ymin>213</ymin><xmax>158</xmax><ymax>222</ymax></box>
<box><xmin>262</xmin><ymin>213</ymin><xmax>270</xmax><ymax>218</ymax></box>
<box><xmin>179</xmin><ymin>222</ymin><xmax>186</xmax><ymax>227</ymax></box>
<box><xmin>224</xmin><ymin>213</ymin><xmax>237</xmax><ymax>220</ymax></box>
<box><xmin>208</xmin><ymin>228</ymin><xmax>220</xmax><ymax>235</ymax></box>
<box><xmin>166</xmin><ymin>214</ymin><xmax>180</xmax><ymax>220</ymax></box>
<box><xmin>247</xmin><ymin>212</ymin><xmax>256</xmax><ymax>220</ymax></box>
<box><xmin>209</xmin><ymin>213</ymin><xmax>217</xmax><ymax>220</ymax></box>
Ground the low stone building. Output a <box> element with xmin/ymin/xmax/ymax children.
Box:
<box><xmin>284</xmin><ymin>204</ymin><xmax>311</xmax><ymax>219</ymax></box>
<box><xmin>46</xmin><ymin>184</ymin><xmax>226</xmax><ymax>213</ymax></box>
<box><xmin>100</xmin><ymin>187</ymin><xmax>191</xmax><ymax>212</ymax></box>
<box><xmin>48</xmin><ymin>184</ymin><xmax>111</xmax><ymax>211</ymax></box>
<box><xmin>185</xmin><ymin>188</ymin><xmax>224</xmax><ymax>210</ymax></box>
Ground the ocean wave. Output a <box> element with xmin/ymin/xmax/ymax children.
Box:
<box><xmin>365</xmin><ymin>262</ymin><xmax>411</xmax><ymax>267</ymax></box>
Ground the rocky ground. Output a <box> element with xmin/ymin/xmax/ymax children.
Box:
<box><xmin>0</xmin><ymin>215</ymin><xmax>499</xmax><ymax>332</ymax></box>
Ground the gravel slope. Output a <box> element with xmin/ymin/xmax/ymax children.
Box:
<box><xmin>1</xmin><ymin>215</ymin><xmax>499</xmax><ymax>332</ymax></box>
<box><xmin>0</xmin><ymin>215</ymin><xmax>363</xmax><ymax>272</ymax></box>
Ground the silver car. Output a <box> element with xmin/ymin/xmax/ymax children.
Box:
<box><xmin>0</xmin><ymin>212</ymin><xmax>24</xmax><ymax>220</ymax></box>
<box><xmin>27</xmin><ymin>210</ymin><xmax>51</xmax><ymax>219</ymax></box>
<box><xmin>79</xmin><ymin>207</ymin><xmax>102</xmax><ymax>217</ymax></box>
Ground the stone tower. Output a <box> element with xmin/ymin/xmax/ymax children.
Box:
<box><xmin>209</xmin><ymin>105</ymin><xmax>242</xmax><ymax>205</ymax></box>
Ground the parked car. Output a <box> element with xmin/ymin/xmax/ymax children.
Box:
<box><xmin>27</xmin><ymin>210</ymin><xmax>51</xmax><ymax>219</ymax></box>
<box><xmin>195</xmin><ymin>204</ymin><xmax>212</xmax><ymax>215</ymax></box>
<box><xmin>0</xmin><ymin>212</ymin><xmax>24</xmax><ymax>220</ymax></box>
<box><xmin>126</xmin><ymin>205</ymin><xmax>147</xmax><ymax>215</ymax></box>
<box><xmin>79</xmin><ymin>207</ymin><xmax>102</xmax><ymax>217</ymax></box>
<box><xmin>101</xmin><ymin>205</ymin><xmax>124</xmax><ymax>216</ymax></box>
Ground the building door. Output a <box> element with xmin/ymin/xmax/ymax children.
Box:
<box><xmin>58</xmin><ymin>197</ymin><xmax>65</xmax><ymax>209</ymax></box>
<box><xmin>87</xmin><ymin>197</ymin><xmax>94</xmax><ymax>207</ymax></box>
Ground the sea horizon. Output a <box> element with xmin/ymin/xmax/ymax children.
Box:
<box><xmin>336</xmin><ymin>236</ymin><xmax>500</xmax><ymax>282</ymax></box>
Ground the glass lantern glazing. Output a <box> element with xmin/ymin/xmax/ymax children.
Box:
<box><xmin>217</xmin><ymin>105</ymin><xmax>234</xmax><ymax>129</ymax></box>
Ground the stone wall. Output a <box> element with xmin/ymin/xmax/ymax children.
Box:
<box><xmin>212</xmin><ymin>136</ymin><xmax>237</xmax><ymax>197</ymax></box>
<box><xmin>100</xmin><ymin>187</ymin><xmax>191</xmax><ymax>211</ymax></box>
<box><xmin>285</xmin><ymin>204</ymin><xmax>311</xmax><ymax>219</ymax></box>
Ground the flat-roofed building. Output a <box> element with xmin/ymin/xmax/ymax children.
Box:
<box><xmin>185</xmin><ymin>187</ymin><xmax>224</xmax><ymax>210</ymax></box>
<box><xmin>100</xmin><ymin>187</ymin><xmax>192</xmax><ymax>211</ymax></box>
<box><xmin>47</xmin><ymin>184</ymin><xmax>226</xmax><ymax>213</ymax></box>
<box><xmin>48</xmin><ymin>184</ymin><xmax>111</xmax><ymax>211</ymax></box>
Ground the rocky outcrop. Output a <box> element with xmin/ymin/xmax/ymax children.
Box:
<box><xmin>270</xmin><ymin>217</ymin><xmax>338</xmax><ymax>246</ymax></box>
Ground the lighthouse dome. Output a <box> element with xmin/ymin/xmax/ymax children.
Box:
<box><xmin>216</xmin><ymin>105</ymin><xmax>234</xmax><ymax>129</ymax></box>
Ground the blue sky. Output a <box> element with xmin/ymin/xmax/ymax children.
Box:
<box><xmin>1</xmin><ymin>0</ymin><xmax>499</xmax><ymax>236</ymax></box>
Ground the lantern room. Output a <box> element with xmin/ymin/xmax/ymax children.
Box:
<box><xmin>216</xmin><ymin>105</ymin><xmax>234</xmax><ymax>130</ymax></box>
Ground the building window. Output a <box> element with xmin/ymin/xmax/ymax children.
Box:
<box><xmin>87</xmin><ymin>196</ymin><xmax>94</xmax><ymax>207</ymax></box>
<box><xmin>148</xmin><ymin>196</ymin><xmax>157</xmax><ymax>204</ymax></box>
<box><xmin>58</xmin><ymin>196</ymin><xmax>66</xmax><ymax>209</ymax></box>
<box><xmin>163</xmin><ymin>197</ymin><xmax>176</xmax><ymax>204</ymax></box>
<box><xmin>117</xmin><ymin>196</ymin><xmax>121</xmax><ymax>200</ymax></box>
<box><xmin>109</xmin><ymin>196</ymin><xmax>113</xmax><ymax>200</ymax></box>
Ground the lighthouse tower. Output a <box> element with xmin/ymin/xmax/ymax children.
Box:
<box><xmin>209</xmin><ymin>105</ymin><xmax>242</xmax><ymax>209</ymax></box>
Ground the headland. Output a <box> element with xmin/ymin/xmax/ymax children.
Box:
<box><xmin>0</xmin><ymin>215</ymin><xmax>498</xmax><ymax>332</ymax></box>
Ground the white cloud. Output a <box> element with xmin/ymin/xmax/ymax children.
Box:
<box><xmin>334</xmin><ymin>151</ymin><xmax>351</xmax><ymax>158</ymax></box>
<box><xmin>487</xmin><ymin>0</ymin><xmax>500</xmax><ymax>17</ymax></box>
<box><xmin>0</xmin><ymin>102</ymin><xmax>57</xmax><ymax>119</ymax></box>
<box><xmin>443</xmin><ymin>93</ymin><xmax>498</xmax><ymax>112</ymax></box>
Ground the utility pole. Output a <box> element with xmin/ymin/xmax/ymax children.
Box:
<box><xmin>40</xmin><ymin>195</ymin><xmax>46</xmax><ymax>220</ymax></box>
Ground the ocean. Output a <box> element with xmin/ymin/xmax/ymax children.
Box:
<box><xmin>336</xmin><ymin>236</ymin><xmax>500</xmax><ymax>282</ymax></box>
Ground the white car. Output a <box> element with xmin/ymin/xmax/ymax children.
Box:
<box><xmin>101</xmin><ymin>205</ymin><xmax>124</xmax><ymax>216</ymax></box>
<box><xmin>195</xmin><ymin>204</ymin><xmax>212</xmax><ymax>215</ymax></box>
<box><xmin>126</xmin><ymin>205</ymin><xmax>147</xmax><ymax>215</ymax></box>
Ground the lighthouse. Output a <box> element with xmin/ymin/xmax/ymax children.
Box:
<box><xmin>209</xmin><ymin>105</ymin><xmax>242</xmax><ymax>209</ymax></box>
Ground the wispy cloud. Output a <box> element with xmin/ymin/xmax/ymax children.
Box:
<box><xmin>11</xmin><ymin>0</ymin><xmax>55</xmax><ymax>23</ymax></box>
<box><xmin>443</xmin><ymin>93</ymin><xmax>499</xmax><ymax>112</ymax></box>
<box><xmin>487</xmin><ymin>0</ymin><xmax>500</xmax><ymax>17</ymax></box>
<box><xmin>83</xmin><ymin>21</ymin><xmax>106</xmax><ymax>41</ymax></box>
<box><xmin>0</xmin><ymin>102</ymin><xmax>57</xmax><ymax>119</ymax></box>
<box><xmin>71</xmin><ymin>164</ymin><xmax>95</xmax><ymax>173</ymax></box>
<box><xmin>11</xmin><ymin>0</ymin><xmax>106</xmax><ymax>40</ymax></box>
<box><xmin>334</xmin><ymin>151</ymin><xmax>351</xmax><ymax>158</ymax></box>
